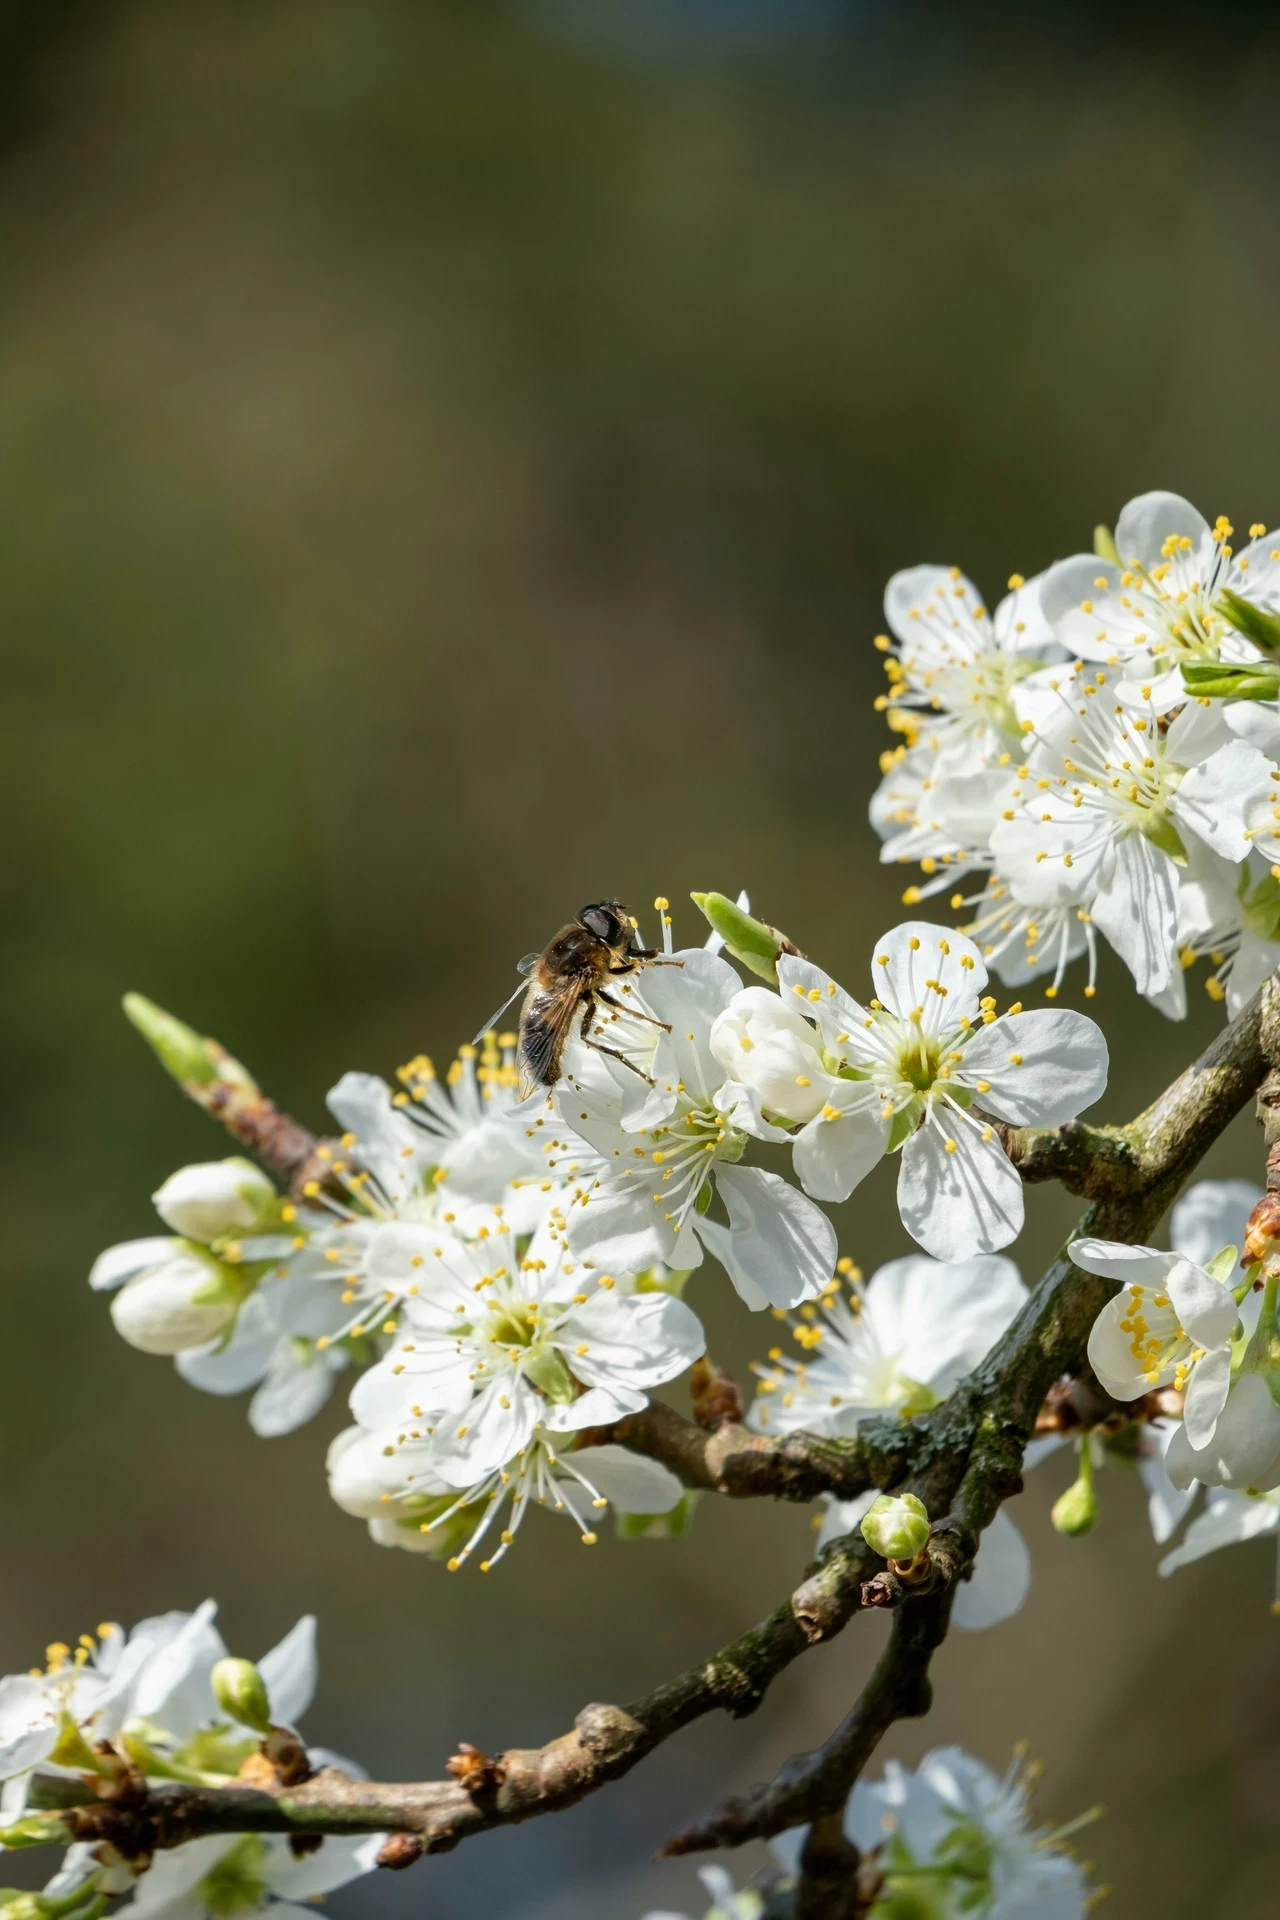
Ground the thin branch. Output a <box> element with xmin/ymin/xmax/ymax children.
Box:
<box><xmin>603</xmin><ymin>1401</ymin><xmax>915</xmax><ymax>1504</ymax></box>
<box><xmin>43</xmin><ymin>1533</ymin><xmax>882</xmax><ymax>1864</ymax></box>
<box><xmin>663</xmin><ymin>1589</ymin><xmax>952</xmax><ymax>1857</ymax></box>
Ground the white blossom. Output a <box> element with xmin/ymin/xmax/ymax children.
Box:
<box><xmin>876</xmin><ymin>565</ymin><xmax>1059</xmax><ymax>772</ymax></box>
<box><xmin>706</xmin><ymin>923</ymin><xmax>1106</xmax><ymax>1260</ymax></box>
<box><xmin>748</xmin><ymin>1252</ymin><xmax>1026</xmax><ymax>1437</ymax></box>
<box><xmin>536</xmin><ymin>950</ymin><xmax>838</xmax><ymax>1310</ymax></box>
<box><xmin>340</xmin><ymin>1427</ymin><xmax>683</xmax><ymax>1571</ymax></box>
<box><xmin>272</xmin><ymin>1062</ymin><xmax>556</xmax><ymax>1363</ymax></box>
<box><xmin>347</xmin><ymin>1206</ymin><xmax>704</xmax><ymax>1486</ymax></box>
<box><xmin>1040</xmin><ymin>492</ymin><xmax>1280</xmax><ymax>711</ymax></box>
<box><xmin>387</xmin><ymin>1031</ymin><xmax>548</xmax><ymax>1219</ymax></box>
<box><xmin>0</xmin><ymin>1605</ymin><xmax>317</xmax><ymax>1813</ymax></box>
<box><xmin>112</xmin><ymin>1831</ymin><xmax>382</xmax><ymax>1920</ymax></box>
<box><xmin>1074</xmin><ymin>1237</ymin><xmax>1238</xmax><ymax>1429</ymax></box>
<box><xmin>991</xmin><ymin>668</ymin><xmax>1266</xmax><ymax>1004</ymax></box>
<box><xmin>772</xmin><ymin>1745</ymin><xmax>1093</xmax><ymax>1917</ymax></box>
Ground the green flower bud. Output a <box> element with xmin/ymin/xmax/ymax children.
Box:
<box><xmin>210</xmin><ymin>1657</ymin><xmax>273</xmax><ymax>1735</ymax></box>
<box><xmin>1216</xmin><ymin>588</ymin><xmax>1280</xmax><ymax>659</ymax></box>
<box><xmin>0</xmin><ymin>1814</ymin><xmax>72</xmax><ymax>1851</ymax></box>
<box><xmin>1180</xmin><ymin>659</ymin><xmax>1280</xmax><ymax>702</ymax></box>
<box><xmin>860</xmin><ymin>1492</ymin><xmax>931</xmax><ymax>1561</ymax></box>
<box><xmin>1093</xmin><ymin>524</ymin><xmax>1120</xmax><ymax>564</ymax></box>
<box><xmin>1051</xmin><ymin>1438</ymin><xmax>1099</xmax><ymax>1538</ymax></box>
<box><xmin>689</xmin><ymin>892</ymin><xmax>799</xmax><ymax>985</ymax></box>
<box><xmin>123</xmin><ymin>994</ymin><xmax>258</xmax><ymax>1096</ymax></box>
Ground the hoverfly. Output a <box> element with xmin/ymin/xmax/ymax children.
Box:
<box><xmin>475</xmin><ymin>900</ymin><xmax>681</xmax><ymax>1092</ymax></box>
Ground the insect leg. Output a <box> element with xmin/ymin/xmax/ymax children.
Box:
<box><xmin>581</xmin><ymin>1037</ymin><xmax>656</xmax><ymax>1086</ymax></box>
<box><xmin>595</xmin><ymin>987</ymin><xmax>671</xmax><ymax>1032</ymax></box>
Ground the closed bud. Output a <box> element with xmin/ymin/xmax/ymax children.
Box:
<box><xmin>152</xmin><ymin>1159</ymin><xmax>276</xmax><ymax>1243</ymax></box>
<box><xmin>123</xmin><ymin>993</ymin><xmax>258</xmax><ymax>1096</ymax></box>
<box><xmin>1092</xmin><ymin>524</ymin><xmax>1120</xmax><ymax>564</ymax></box>
<box><xmin>1051</xmin><ymin>1439</ymin><xmax>1099</xmax><ymax>1538</ymax></box>
<box><xmin>1216</xmin><ymin>588</ymin><xmax>1280</xmax><ymax>659</ymax></box>
<box><xmin>690</xmin><ymin>891</ymin><xmax>801</xmax><ymax>985</ymax></box>
<box><xmin>109</xmin><ymin>1246</ymin><xmax>245</xmax><ymax>1355</ymax></box>
<box><xmin>211</xmin><ymin>1656</ymin><xmax>273</xmax><ymax>1735</ymax></box>
<box><xmin>327</xmin><ymin>1427</ymin><xmax>399</xmax><ymax>1519</ymax></box>
<box><xmin>0</xmin><ymin>1815</ymin><xmax>73</xmax><ymax>1852</ymax></box>
<box><xmin>1244</xmin><ymin>1193</ymin><xmax>1280</xmax><ymax>1269</ymax></box>
<box><xmin>860</xmin><ymin>1492</ymin><xmax>930</xmax><ymax>1562</ymax></box>
<box><xmin>1180</xmin><ymin>659</ymin><xmax>1280</xmax><ymax>701</ymax></box>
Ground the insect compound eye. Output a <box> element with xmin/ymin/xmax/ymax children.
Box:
<box><xmin>580</xmin><ymin>904</ymin><xmax>624</xmax><ymax>943</ymax></box>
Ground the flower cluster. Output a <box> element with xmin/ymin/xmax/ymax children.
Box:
<box><xmin>0</xmin><ymin>1605</ymin><xmax>381</xmax><ymax>1920</ymax></box>
<box><xmin>873</xmin><ymin>491</ymin><xmax>1280</xmax><ymax>1016</ymax></box>
<box><xmin>92</xmin><ymin>900</ymin><xmax>1107</xmax><ymax>1568</ymax></box>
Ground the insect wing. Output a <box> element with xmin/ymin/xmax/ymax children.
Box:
<box><xmin>519</xmin><ymin>982</ymin><xmax>585</xmax><ymax>1091</ymax></box>
<box><xmin>471</xmin><ymin>976</ymin><xmax>534</xmax><ymax>1049</ymax></box>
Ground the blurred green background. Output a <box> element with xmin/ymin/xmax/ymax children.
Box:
<box><xmin>3</xmin><ymin>1</ymin><xmax>1280</xmax><ymax>1912</ymax></box>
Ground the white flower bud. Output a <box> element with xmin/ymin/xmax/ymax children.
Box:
<box><xmin>109</xmin><ymin>1249</ymin><xmax>239</xmax><ymax>1355</ymax></box>
<box><xmin>709</xmin><ymin>988</ymin><xmax>832</xmax><ymax>1124</ymax></box>
<box><xmin>326</xmin><ymin>1427</ymin><xmax>397</xmax><ymax>1519</ymax></box>
<box><xmin>152</xmin><ymin>1159</ymin><xmax>275</xmax><ymax>1243</ymax></box>
<box><xmin>860</xmin><ymin>1491</ymin><xmax>931</xmax><ymax>1561</ymax></box>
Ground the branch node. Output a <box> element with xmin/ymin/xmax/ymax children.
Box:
<box><xmin>690</xmin><ymin>1357</ymin><xmax>746</xmax><ymax>1430</ymax></box>
<box><xmin>375</xmin><ymin>1833</ymin><xmax>423</xmax><ymax>1871</ymax></box>
<box><xmin>444</xmin><ymin>1743</ymin><xmax>506</xmax><ymax>1794</ymax></box>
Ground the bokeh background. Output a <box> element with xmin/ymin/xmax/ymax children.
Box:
<box><xmin>4</xmin><ymin>1</ymin><xmax>1280</xmax><ymax>1912</ymax></box>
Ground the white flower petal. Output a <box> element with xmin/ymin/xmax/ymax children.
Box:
<box><xmin>1115</xmin><ymin>489</ymin><xmax>1210</xmax><ymax>570</ymax></box>
<box><xmin>897</xmin><ymin>1123</ymin><xmax>1023</xmax><ymax>1260</ymax></box>
<box><xmin>1137</xmin><ymin>1420</ymin><xmax>1196</xmax><ymax>1545</ymax></box>
<box><xmin>951</xmin><ymin>1508</ymin><xmax>1030</xmax><ymax>1631</ymax></box>
<box><xmin>249</xmin><ymin>1344</ymin><xmax>339</xmax><ymax>1438</ymax></box>
<box><xmin>1089</xmin><ymin>831</ymin><xmax>1178</xmax><ymax>998</ymax></box>
<box><xmin>567</xmin><ymin>1290</ymin><xmax>705</xmax><ymax>1391</ymax></box>
<box><xmin>1086</xmin><ymin>1294</ymin><xmax>1152</xmax><ymax>1400</ymax></box>
<box><xmin>1165</xmin><ymin>1373</ymin><xmax>1280</xmax><ymax>1491</ymax></box>
<box><xmin>868</xmin><ymin>922</ymin><xmax>986</xmax><ymax>1025</ymax></box>
<box><xmin>1159</xmin><ymin>1487</ymin><xmax>1280</xmax><ymax>1575</ymax></box>
<box><xmin>957</xmin><ymin>1008</ymin><xmax>1108</xmax><ymax>1126</ymax></box>
<box><xmin>1069</xmin><ymin>1238</ymin><xmax>1173</xmax><ymax>1287</ymax></box>
<box><xmin>0</xmin><ymin>1675</ymin><xmax>60</xmax><ymax>1781</ymax></box>
<box><xmin>1174</xmin><ymin>739</ymin><xmax>1274</xmax><ymax>861</ymax></box>
<box><xmin>864</xmin><ymin>1254</ymin><xmax>1026</xmax><ymax>1396</ymax></box>
<box><xmin>791</xmin><ymin>1091</ymin><xmax>889</xmax><ymax>1203</ymax></box>
<box><xmin>1170</xmin><ymin>1178</ymin><xmax>1262</xmax><ymax>1275</ymax></box>
<box><xmin>257</xmin><ymin>1615</ymin><xmax>317</xmax><ymax>1727</ymax></box>
<box><xmin>429</xmin><ymin>1373</ymin><xmax>541</xmax><ymax>1487</ymax></box>
<box><xmin>710</xmin><ymin>1164</ymin><xmax>836</xmax><ymax>1309</ymax></box>
<box><xmin>1163</xmin><ymin>1257</ymin><xmax>1238</xmax><ymax>1352</ymax></box>
<box><xmin>565</xmin><ymin>1178</ymin><xmax>691</xmax><ymax>1274</ymax></box>
<box><xmin>543</xmin><ymin>1385</ymin><xmax>643</xmax><ymax>1429</ymax></box>
<box><xmin>692</xmin><ymin>1216</ymin><xmax>768</xmax><ymax>1310</ymax></box>
<box><xmin>89</xmin><ymin>1237</ymin><xmax>177</xmax><ymax>1293</ymax></box>
<box><xmin>565</xmin><ymin>1443</ymin><xmax>683</xmax><ymax>1513</ymax></box>
<box><xmin>1181</xmin><ymin>1343</ymin><xmax>1233</xmax><ymax>1450</ymax></box>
